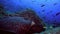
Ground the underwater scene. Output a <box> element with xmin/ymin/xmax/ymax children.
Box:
<box><xmin>0</xmin><ymin>0</ymin><xmax>60</xmax><ymax>34</ymax></box>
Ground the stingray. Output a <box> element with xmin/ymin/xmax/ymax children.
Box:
<box><xmin>0</xmin><ymin>9</ymin><xmax>45</xmax><ymax>34</ymax></box>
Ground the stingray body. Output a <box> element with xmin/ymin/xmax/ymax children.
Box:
<box><xmin>0</xmin><ymin>9</ymin><xmax>45</xmax><ymax>34</ymax></box>
<box><xmin>0</xmin><ymin>17</ymin><xmax>31</xmax><ymax>34</ymax></box>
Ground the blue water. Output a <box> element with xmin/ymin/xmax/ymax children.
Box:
<box><xmin>0</xmin><ymin>0</ymin><xmax>60</xmax><ymax>27</ymax></box>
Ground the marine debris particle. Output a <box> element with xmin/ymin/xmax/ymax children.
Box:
<box><xmin>47</xmin><ymin>10</ymin><xmax>53</xmax><ymax>14</ymax></box>
<box><xmin>50</xmin><ymin>10</ymin><xmax>53</xmax><ymax>13</ymax></box>
<box><xmin>42</xmin><ymin>10</ymin><xmax>45</xmax><ymax>12</ymax></box>
<box><xmin>32</xmin><ymin>0</ymin><xmax>35</xmax><ymax>2</ymax></box>
<box><xmin>56</xmin><ymin>12</ymin><xmax>60</xmax><ymax>16</ymax></box>
<box><xmin>45</xmin><ymin>0</ymin><xmax>48</xmax><ymax>1</ymax></box>
<box><xmin>41</xmin><ymin>5</ymin><xmax>45</xmax><ymax>7</ymax></box>
<box><xmin>42</xmin><ymin>17</ymin><xmax>46</xmax><ymax>19</ymax></box>
<box><xmin>54</xmin><ymin>3</ymin><xmax>58</xmax><ymax>6</ymax></box>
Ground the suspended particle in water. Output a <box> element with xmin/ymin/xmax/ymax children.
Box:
<box><xmin>54</xmin><ymin>3</ymin><xmax>58</xmax><ymax>6</ymax></box>
<box><xmin>41</xmin><ymin>5</ymin><xmax>45</xmax><ymax>7</ymax></box>
<box><xmin>50</xmin><ymin>10</ymin><xmax>53</xmax><ymax>13</ymax></box>
<box><xmin>56</xmin><ymin>12</ymin><xmax>60</xmax><ymax>16</ymax></box>
<box><xmin>45</xmin><ymin>0</ymin><xmax>48</xmax><ymax>2</ymax></box>
<box><xmin>42</xmin><ymin>10</ymin><xmax>45</xmax><ymax>12</ymax></box>
<box><xmin>32</xmin><ymin>0</ymin><xmax>36</xmax><ymax>2</ymax></box>
<box><xmin>42</xmin><ymin>16</ymin><xmax>46</xmax><ymax>19</ymax></box>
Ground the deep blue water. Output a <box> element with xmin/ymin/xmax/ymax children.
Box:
<box><xmin>0</xmin><ymin>0</ymin><xmax>60</xmax><ymax>27</ymax></box>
